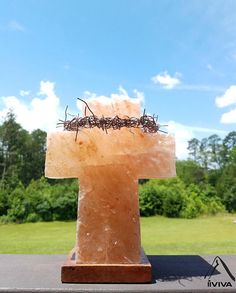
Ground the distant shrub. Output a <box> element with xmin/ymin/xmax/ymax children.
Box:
<box><xmin>139</xmin><ymin>181</ymin><xmax>164</xmax><ymax>216</ymax></box>
<box><xmin>0</xmin><ymin>177</ymin><xmax>78</xmax><ymax>223</ymax></box>
<box><xmin>50</xmin><ymin>184</ymin><xmax>77</xmax><ymax>221</ymax></box>
<box><xmin>0</xmin><ymin>175</ymin><xmax>227</xmax><ymax>223</ymax></box>
<box><xmin>162</xmin><ymin>188</ymin><xmax>186</xmax><ymax>217</ymax></box>
<box><xmin>205</xmin><ymin>197</ymin><xmax>225</xmax><ymax>215</ymax></box>
<box><xmin>0</xmin><ymin>189</ymin><xmax>9</xmax><ymax>217</ymax></box>
<box><xmin>6</xmin><ymin>183</ymin><xmax>28</xmax><ymax>223</ymax></box>
<box><xmin>139</xmin><ymin>178</ymin><xmax>225</xmax><ymax>219</ymax></box>
<box><xmin>222</xmin><ymin>185</ymin><xmax>236</xmax><ymax>212</ymax></box>
<box><xmin>139</xmin><ymin>178</ymin><xmax>186</xmax><ymax>217</ymax></box>
<box><xmin>26</xmin><ymin>213</ymin><xmax>42</xmax><ymax>223</ymax></box>
<box><xmin>0</xmin><ymin>215</ymin><xmax>12</xmax><ymax>224</ymax></box>
<box><xmin>25</xmin><ymin>178</ymin><xmax>53</xmax><ymax>221</ymax></box>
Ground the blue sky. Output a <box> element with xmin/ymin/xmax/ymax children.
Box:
<box><xmin>0</xmin><ymin>0</ymin><xmax>236</xmax><ymax>158</ymax></box>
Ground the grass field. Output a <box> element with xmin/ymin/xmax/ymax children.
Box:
<box><xmin>0</xmin><ymin>214</ymin><xmax>236</xmax><ymax>255</ymax></box>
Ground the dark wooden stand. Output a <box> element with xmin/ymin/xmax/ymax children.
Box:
<box><xmin>61</xmin><ymin>248</ymin><xmax>152</xmax><ymax>283</ymax></box>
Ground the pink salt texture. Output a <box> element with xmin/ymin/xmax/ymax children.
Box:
<box><xmin>45</xmin><ymin>98</ymin><xmax>175</xmax><ymax>264</ymax></box>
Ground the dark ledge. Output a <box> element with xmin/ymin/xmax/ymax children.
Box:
<box><xmin>0</xmin><ymin>254</ymin><xmax>236</xmax><ymax>292</ymax></box>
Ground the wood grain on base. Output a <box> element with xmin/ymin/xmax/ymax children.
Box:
<box><xmin>61</xmin><ymin>248</ymin><xmax>152</xmax><ymax>283</ymax></box>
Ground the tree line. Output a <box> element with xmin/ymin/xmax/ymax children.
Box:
<box><xmin>0</xmin><ymin>112</ymin><xmax>235</xmax><ymax>223</ymax></box>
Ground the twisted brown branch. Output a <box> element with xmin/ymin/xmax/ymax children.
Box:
<box><xmin>57</xmin><ymin>99</ymin><xmax>167</xmax><ymax>140</ymax></box>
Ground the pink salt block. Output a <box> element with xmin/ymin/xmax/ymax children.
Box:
<box><xmin>45</xmin><ymin>98</ymin><xmax>176</xmax><ymax>264</ymax></box>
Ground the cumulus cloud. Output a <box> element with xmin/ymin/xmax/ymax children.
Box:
<box><xmin>216</xmin><ymin>85</ymin><xmax>236</xmax><ymax>108</ymax></box>
<box><xmin>1</xmin><ymin>82</ymin><xmax>227</xmax><ymax>158</ymax></box>
<box><xmin>76</xmin><ymin>86</ymin><xmax>145</xmax><ymax>113</ymax></box>
<box><xmin>220</xmin><ymin>108</ymin><xmax>236</xmax><ymax>123</ymax></box>
<box><xmin>215</xmin><ymin>85</ymin><xmax>236</xmax><ymax>124</ymax></box>
<box><xmin>167</xmin><ymin>121</ymin><xmax>194</xmax><ymax>159</ymax></box>
<box><xmin>167</xmin><ymin>121</ymin><xmax>227</xmax><ymax>159</ymax></box>
<box><xmin>0</xmin><ymin>81</ymin><xmax>61</xmax><ymax>132</ymax></box>
<box><xmin>151</xmin><ymin>71</ymin><xmax>181</xmax><ymax>89</ymax></box>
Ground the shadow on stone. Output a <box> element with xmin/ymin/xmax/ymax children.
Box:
<box><xmin>148</xmin><ymin>255</ymin><xmax>220</xmax><ymax>284</ymax></box>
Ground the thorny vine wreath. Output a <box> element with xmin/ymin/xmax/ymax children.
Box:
<box><xmin>57</xmin><ymin>98</ymin><xmax>167</xmax><ymax>140</ymax></box>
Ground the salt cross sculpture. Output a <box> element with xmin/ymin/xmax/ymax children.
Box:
<box><xmin>45</xmin><ymin>97</ymin><xmax>175</xmax><ymax>270</ymax></box>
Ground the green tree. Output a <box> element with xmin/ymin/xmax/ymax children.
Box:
<box><xmin>221</xmin><ymin>131</ymin><xmax>236</xmax><ymax>166</ymax></box>
<box><xmin>0</xmin><ymin>111</ymin><xmax>30</xmax><ymax>186</ymax></box>
<box><xmin>25</xmin><ymin>178</ymin><xmax>53</xmax><ymax>221</ymax></box>
<box><xmin>50</xmin><ymin>181</ymin><xmax>78</xmax><ymax>220</ymax></box>
<box><xmin>217</xmin><ymin>146</ymin><xmax>236</xmax><ymax>212</ymax></box>
<box><xmin>23</xmin><ymin>129</ymin><xmax>47</xmax><ymax>185</ymax></box>
<box><xmin>139</xmin><ymin>180</ymin><xmax>165</xmax><ymax>216</ymax></box>
<box><xmin>162</xmin><ymin>188</ymin><xmax>186</xmax><ymax>218</ymax></box>
<box><xmin>199</xmin><ymin>138</ymin><xmax>210</xmax><ymax>170</ymax></box>
<box><xmin>207</xmin><ymin>134</ymin><xmax>222</xmax><ymax>168</ymax></box>
<box><xmin>7</xmin><ymin>182</ymin><xmax>28</xmax><ymax>222</ymax></box>
<box><xmin>0</xmin><ymin>112</ymin><xmax>47</xmax><ymax>186</ymax></box>
<box><xmin>176</xmin><ymin>160</ymin><xmax>206</xmax><ymax>185</ymax></box>
<box><xmin>187</xmin><ymin>138</ymin><xmax>200</xmax><ymax>162</ymax></box>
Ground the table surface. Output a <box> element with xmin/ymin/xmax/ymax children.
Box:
<box><xmin>0</xmin><ymin>254</ymin><xmax>236</xmax><ymax>292</ymax></box>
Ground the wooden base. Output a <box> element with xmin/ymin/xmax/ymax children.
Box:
<box><xmin>61</xmin><ymin>248</ymin><xmax>152</xmax><ymax>283</ymax></box>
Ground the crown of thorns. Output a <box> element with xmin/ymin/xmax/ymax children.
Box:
<box><xmin>57</xmin><ymin>98</ymin><xmax>167</xmax><ymax>140</ymax></box>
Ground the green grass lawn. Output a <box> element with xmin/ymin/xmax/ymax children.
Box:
<box><xmin>0</xmin><ymin>214</ymin><xmax>236</xmax><ymax>255</ymax></box>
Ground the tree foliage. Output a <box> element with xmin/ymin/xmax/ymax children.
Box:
<box><xmin>139</xmin><ymin>179</ymin><xmax>225</xmax><ymax>218</ymax></box>
<box><xmin>0</xmin><ymin>111</ymin><xmax>46</xmax><ymax>187</ymax></box>
<box><xmin>0</xmin><ymin>111</ymin><xmax>235</xmax><ymax>222</ymax></box>
<box><xmin>179</xmin><ymin>131</ymin><xmax>236</xmax><ymax>214</ymax></box>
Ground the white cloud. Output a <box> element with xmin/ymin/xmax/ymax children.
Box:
<box><xmin>133</xmin><ymin>89</ymin><xmax>145</xmax><ymax>103</ymax></box>
<box><xmin>76</xmin><ymin>87</ymin><xmax>145</xmax><ymax>114</ymax></box>
<box><xmin>220</xmin><ymin>108</ymin><xmax>236</xmax><ymax>123</ymax></box>
<box><xmin>1</xmin><ymin>82</ymin><xmax>228</xmax><ymax>158</ymax></box>
<box><xmin>166</xmin><ymin>121</ymin><xmax>227</xmax><ymax>159</ymax></box>
<box><xmin>151</xmin><ymin>71</ymin><xmax>181</xmax><ymax>89</ymax></box>
<box><xmin>215</xmin><ymin>85</ymin><xmax>236</xmax><ymax>108</ymax></box>
<box><xmin>151</xmin><ymin>69</ymin><xmax>224</xmax><ymax>92</ymax></box>
<box><xmin>19</xmin><ymin>90</ymin><xmax>30</xmax><ymax>97</ymax></box>
<box><xmin>0</xmin><ymin>81</ymin><xmax>61</xmax><ymax>132</ymax></box>
<box><xmin>167</xmin><ymin>121</ymin><xmax>194</xmax><ymax>160</ymax></box>
<box><xmin>8</xmin><ymin>20</ymin><xmax>25</xmax><ymax>32</ymax></box>
<box><xmin>215</xmin><ymin>85</ymin><xmax>236</xmax><ymax>124</ymax></box>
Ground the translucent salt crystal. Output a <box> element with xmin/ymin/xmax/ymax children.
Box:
<box><xmin>45</xmin><ymin>98</ymin><xmax>176</xmax><ymax>264</ymax></box>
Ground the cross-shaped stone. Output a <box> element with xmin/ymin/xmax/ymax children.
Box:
<box><xmin>45</xmin><ymin>98</ymin><xmax>175</xmax><ymax>264</ymax></box>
